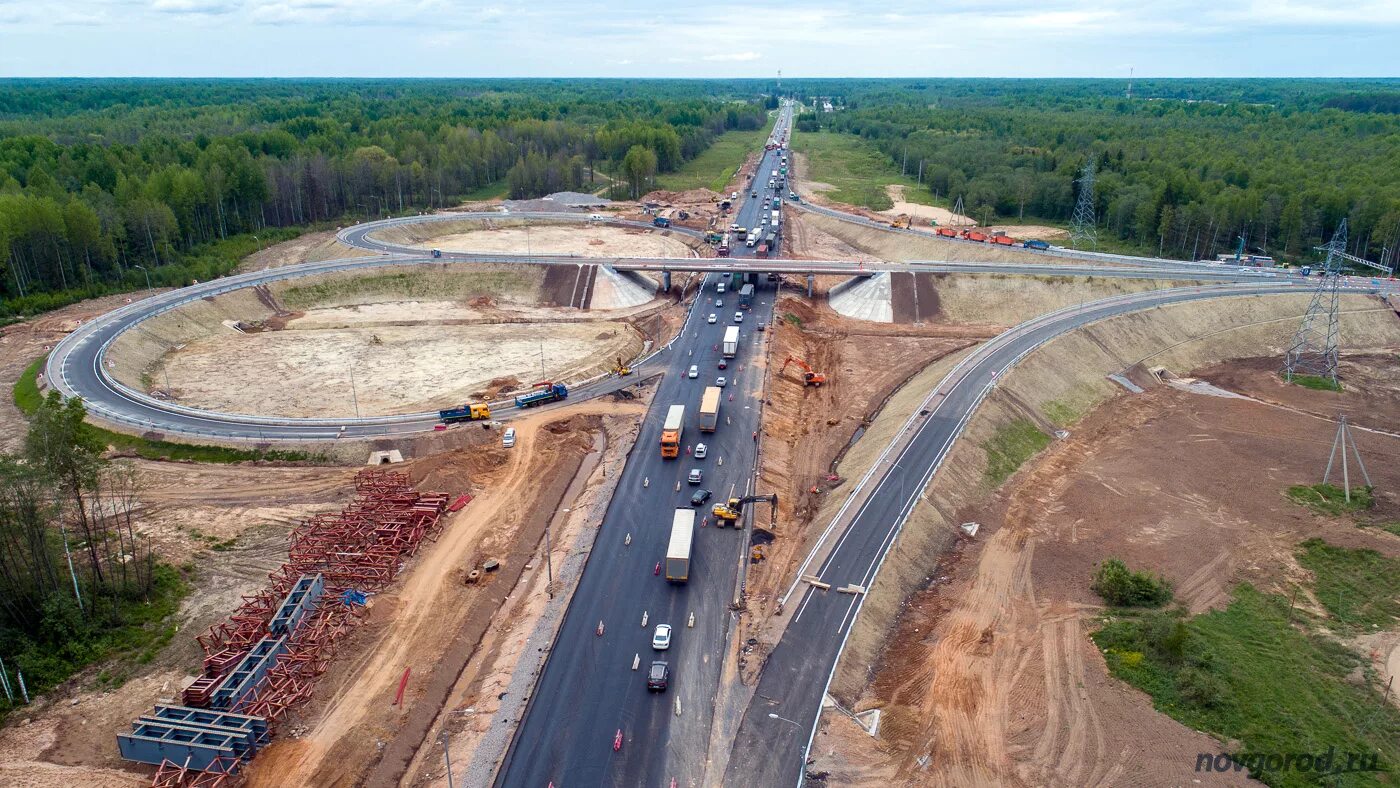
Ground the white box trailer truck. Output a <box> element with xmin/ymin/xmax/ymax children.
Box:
<box><xmin>722</xmin><ymin>326</ymin><xmax>740</xmax><ymax>358</ymax></box>
<box><xmin>665</xmin><ymin>509</ymin><xmax>695</xmax><ymax>583</ymax></box>
<box><xmin>698</xmin><ymin>386</ymin><xmax>721</xmax><ymax>432</ymax></box>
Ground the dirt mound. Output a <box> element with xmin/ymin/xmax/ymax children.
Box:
<box><xmin>474</xmin><ymin>376</ymin><xmax>520</xmax><ymax>400</ymax></box>
<box><xmin>640</xmin><ymin>188</ymin><xmax>724</xmax><ymax>205</ymax></box>
<box><xmin>404</xmin><ymin>442</ymin><xmax>509</xmax><ymax>494</ymax></box>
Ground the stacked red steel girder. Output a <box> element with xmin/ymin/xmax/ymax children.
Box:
<box><xmin>161</xmin><ymin>470</ymin><xmax>451</xmax><ymax>785</ymax></box>
<box><xmin>153</xmin><ymin>757</ymin><xmax>241</xmax><ymax>787</ymax></box>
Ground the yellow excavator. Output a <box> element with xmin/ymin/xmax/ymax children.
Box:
<box><xmin>890</xmin><ymin>214</ymin><xmax>912</xmax><ymax>230</ymax></box>
<box><xmin>613</xmin><ymin>356</ymin><xmax>632</xmax><ymax>376</ymax></box>
<box><xmin>711</xmin><ymin>493</ymin><xmax>778</xmax><ymax>527</ymax></box>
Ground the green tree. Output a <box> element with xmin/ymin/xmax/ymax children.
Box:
<box><xmin>622</xmin><ymin>145</ymin><xmax>658</xmax><ymax>199</ymax></box>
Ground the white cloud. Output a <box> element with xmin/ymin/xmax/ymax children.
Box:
<box><xmin>703</xmin><ymin>51</ymin><xmax>761</xmax><ymax>62</ymax></box>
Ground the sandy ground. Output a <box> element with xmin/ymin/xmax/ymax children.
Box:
<box><xmin>238</xmin><ymin>229</ymin><xmax>377</xmax><ymax>273</ymax></box>
<box><xmin>243</xmin><ymin>400</ymin><xmax>642</xmax><ymax>788</ymax></box>
<box><xmin>411</xmin><ymin>224</ymin><xmax>696</xmax><ymax>258</ymax></box>
<box><xmin>879</xmin><ymin>184</ymin><xmax>974</xmax><ymax>227</ymax></box>
<box><xmin>157</xmin><ymin>319</ymin><xmax>644</xmax><ymax>418</ymax></box>
<box><xmin>813</xmin><ymin>373</ymin><xmax>1400</xmax><ymax>786</ymax></box>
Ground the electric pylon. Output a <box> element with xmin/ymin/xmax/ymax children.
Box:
<box><xmin>1070</xmin><ymin>160</ymin><xmax>1098</xmax><ymax>249</ymax></box>
<box><xmin>1283</xmin><ymin>220</ymin><xmax>1346</xmax><ymax>383</ymax></box>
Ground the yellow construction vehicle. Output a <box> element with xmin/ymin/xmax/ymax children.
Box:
<box><xmin>781</xmin><ymin>356</ymin><xmax>828</xmax><ymax>387</ymax></box>
<box><xmin>711</xmin><ymin>493</ymin><xmax>778</xmax><ymax>526</ymax></box>
<box><xmin>613</xmin><ymin>356</ymin><xmax>632</xmax><ymax>376</ymax></box>
<box><xmin>891</xmin><ymin>214</ymin><xmax>912</xmax><ymax>230</ymax></box>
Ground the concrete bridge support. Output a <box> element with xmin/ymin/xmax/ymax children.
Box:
<box><xmin>661</xmin><ymin>270</ymin><xmax>672</xmax><ymax>292</ymax></box>
<box><xmin>807</xmin><ymin>273</ymin><xmax>815</xmax><ymax>298</ymax></box>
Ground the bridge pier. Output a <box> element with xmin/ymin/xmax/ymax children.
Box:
<box><xmin>661</xmin><ymin>270</ymin><xmax>672</xmax><ymax>293</ymax></box>
<box><xmin>806</xmin><ymin>273</ymin><xmax>815</xmax><ymax>298</ymax></box>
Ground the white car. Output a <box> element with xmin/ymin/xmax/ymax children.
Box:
<box><xmin>733</xmin><ymin>312</ymin><xmax>744</xmax><ymax>323</ymax></box>
<box><xmin>688</xmin><ymin>468</ymin><xmax>703</xmax><ymax>484</ymax></box>
<box><xmin>502</xmin><ymin>427</ymin><xmax>516</xmax><ymax>448</ymax></box>
<box><xmin>652</xmin><ymin>624</ymin><xmax>672</xmax><ymax>650</ymax></box>
<box><xmin>715</xmin><ymin>377</ymin><xmax>727</xmax><ymax>388</ymax></box>
<box><xmin>688</xmin><ymin>365</ymin><xmax>699</xmax><ymax>379</ymax></box>
<box><xmin>694</xmin><ymin>443</ymin><xmax>707</xmax><ymax>458</ymax></box>
<box><xmin>708</xmin><ymin>313</ymin><xmax>717</xmax><ymax>324</ymax></box>
<box><xmin>715</xmin><ymin>297</ymin><xmax>724</xmax><ymax>307</ymax></box>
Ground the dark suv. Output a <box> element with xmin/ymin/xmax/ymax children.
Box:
<box><xmin>690</xmin><ymin>488</ymin><xmax>712</xmax><ymax>506</ymax></box>
<box><xmin>647</xmin><ymin>661</ymin><xmax>669</xmax><ymax>692</ymax></box>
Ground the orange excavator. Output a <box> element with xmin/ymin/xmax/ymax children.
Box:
<box><xmin>781</xmin><ymin>356</ymin><xmax>827</xmax><ymax>387</ymax></box>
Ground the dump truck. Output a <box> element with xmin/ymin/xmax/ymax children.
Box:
<box><xmin>739</xmin><ymin>283</ymin><xmax>755</xmax><ymax>308</ymax></box>
<box><xmin>711</xmin><ymin>493</ymin><xmax>778</xmax><ymax>528</ymax></box>
<box><xmin>515</xmin><ymin>382</ymin><xmax>568</xmax><ymax>408</ymax></box>
<box><xmin>722</xmin><ymin>326</ymin><xmax>740</xmax><ymax>358</ymax></box>
<box><xmin>717</xmin><ymin>237</ymin><xmax>730</xmax><ymax>257</ymax></box>
<box><xmin>661</xmin><ymin>404</ymin><xmax>685</xmax><ymax>458</ymax></box>
<box><xmin>438</xmin><ymin>403</ymin><xmax>490</xmax><ymax>423</ymax></box>
<box><xmin>1022</xmin><ymin>239</ymin><xmax>1050</xmax><ymax>250</ymax></box>
<box><xmin>698</xmin><ymin>386</ymin><xmax>721</xmax><ymax>432</ymax></box>
<box><xmin>935</xmin><ymin>227</ymin><xmax>959</xmax><ymax>238</ymax></box>
<box><xmin>665</xmin><ymin>508</ymin><xmax>695</xmax><ymax>582</ymax></box>
<box><xmin>755</xmin><ymin>242</ymin><xmax>769</xmax><ymax>259</ymax></box>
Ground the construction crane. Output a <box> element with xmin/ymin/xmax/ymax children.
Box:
<box><xmin>781</xmin><ymin>356</ymin><xmax>827</xmax><ymax>387</ymax></box>
<box><xmin>711</xmin><ymin>493</ymin><xmax>778</xmax><ymax>525</ymax></box>
<box><xmin>612</xmin><ymin>356</ymin><xmax>632</xmax><ymax>376</ymax></box>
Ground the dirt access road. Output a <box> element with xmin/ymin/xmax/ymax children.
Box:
<box><xmin>812</xmin><ymin>369</ymin><xmax>1400</xmax><ymax>786</ymax></box>
<box><xmin>244</xmin><ymin>399</ymin><xmax>643</xmax><ymax>788</ymax></box>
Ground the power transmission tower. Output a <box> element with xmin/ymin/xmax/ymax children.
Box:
<box><xmin>1069</xmin><ymin>160</ymin><xmax>1098</xmax><ymax>248</ymax></box>
<box><xmin>952</xmin><ymin>195</ymin><xmax>966</xmax><ymax>227</ymax></box>
<box><xmin>1283</xmin><ymin>218</ymin><xmax>1392</xmax><ymax>383</ymax></box>
<box><xmin>1283</xmin><ymin>220</ymin><xmax>1346</xmax><ymax>383</ymax></box>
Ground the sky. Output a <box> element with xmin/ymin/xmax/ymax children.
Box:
<box><xmin>2</xmin><ymin>0</ymin><xmax>1398</xmax><ymax>78</ymax></box>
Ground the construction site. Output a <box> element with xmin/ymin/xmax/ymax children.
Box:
<box><xmin>4</xmin><ymin>100</ymin><xmax>1400</xmax><ymax>788</ymax></box>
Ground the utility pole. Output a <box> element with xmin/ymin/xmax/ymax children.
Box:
<box><xmin>348</xmin><ymin>366</ymin><xmax>361</xmax><ymax>418</ymax></box>
<box><xmin>134</xmin><ymin>264</ymin><xmax>154</xmax><ymax>296</ymax></box>
<box><xmin>439</xmin><ymin>730</ymin><xmax>455</xmax><ymax>788</ymax></box>
<box><xmin>1323</xmin><ymin>415</ymin><xmax>1372</xmax><ymax>503</ymax></box>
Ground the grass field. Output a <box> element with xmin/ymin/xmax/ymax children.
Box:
<box><xmin>656</xmin><ymin>115</ymin><xmax>777</xmax><ymax>193</ymax></box>
<box><xmin>789</xmin><ymin>130</ymin><xmax>938</xmax><ymax>211</ymax></box>
<box><xmin>1094</xmin><ymin>578</ymin><xmax>1400</xmax><ymax>788</ymax></box>
<box><xmin>982</xmin><ymin>418</ymin><xmax>1051</xmax><ymax>486</ymax></box>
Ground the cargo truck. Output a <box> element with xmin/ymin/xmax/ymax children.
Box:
<box><xmin>722</xmin><ymin>326</ymin><xmax>740</xmax><ymax>358</ymax></box>
<box><xmin>665</xmin><ymin>509</ymin><xmax>695</xmax><ymax>582</ymax></box>
<box><xmin>661</xmin><ymin>404</ymin><xmax>685</xmax><ymax>458</ymax></box>
<box><xmin>698</xmin><ymin>386</ymin><xmax>721</xmax><ymax>432</ymax></box>
<box><xmin>515</xmin><ymin>382</ymin><xmax>568</xmax><ymax>408</ymax></box>
<box><xmin>756</xmin><ymin>242</ymin><xmax>769</xmax><ymax>259</ymax></box>
<box><xmin>438</xmin><ymin>403</ymin><xmax>491</xmax><ymax>423</ymax></box>
<box><xmin>739</xmin><ymin>283</ymin><xmax>755</xmax><ymax>308</ymax></box>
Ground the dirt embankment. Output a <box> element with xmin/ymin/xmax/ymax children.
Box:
<box><xmin>243</xmin><ymin>408</ymin><xmax>618</xmax><ymax>788</ymax></box>
<box><xmin>804</xmin><ymin>293</ymin><xmax>1400</xmax><ymax>784</ymax></box>
<box><xmin>741</xmin><ymin>297</ymin><xmax>990</xmax><ymax>669</ymax></box>
<box><xmin>238</xmin><ymin>229</ymin><xmax>377</xmax><ymax>273</ymax></box>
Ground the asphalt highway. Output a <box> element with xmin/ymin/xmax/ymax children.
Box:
<box><xmin>495</xmin><ymin>119</ymin><xmax>793</xmax><ymax>787</ymax></box>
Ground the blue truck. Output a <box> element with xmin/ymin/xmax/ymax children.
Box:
<box><xmin>438</xmin><ymin>403</ymin><xmax>491</xmax><ymax>423</ymax></box>
<box><xmin>739</xmin><ymin>283</ymin><xmax>755</xmax><ymax>308</ymax></box>
<box><xmin>652</xmin><ymin>216</ymin><xmax>671</xmax><ymax>228</ymax></box>
<box><xmin>515</xmin><ymin>383</ymin><xmax>569</xmax><ymax>408</ymax></box>
<box><xmin>1022</xmin><ymin>239</ymin><xmax>1050</xmax><ymax>250</ymax></box>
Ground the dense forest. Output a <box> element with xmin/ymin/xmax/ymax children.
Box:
<box><xmin>789</xmin><ymin>79</ymin><xmax>1400</xmax><ymax>266</ymax></box>
<box><xmin>0</xmin><ymin>80</ymin><xmax>768</xmax><ymax>318</ymax></box>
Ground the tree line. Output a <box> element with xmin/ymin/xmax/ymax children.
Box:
<box><xmin>796</xmin><ymin>82</ymin><xmax>1400</xmax><ymax>266</ymax></box>
<box><xmin>0</xmin><ymin>81</ymin><xmax>767</xmax><ymax>317</ymax></box>
<box><xmin>0</xmin><ymin>393</ymin><xmax>168</xmax><ymax>707</ymax></box>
